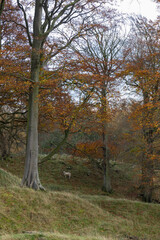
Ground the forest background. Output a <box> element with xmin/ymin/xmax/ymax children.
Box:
<box><xmin>0</xmin><ymin>0</ymin><xmax>159</xmax><ymax>203</ymax></box>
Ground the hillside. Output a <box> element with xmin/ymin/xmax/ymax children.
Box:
<box><xmin>0</xmin><ymin>155</ymin><xmax>160</xmax><ymax>240</ymax></box>
<box><xmin>0</xmin><ymin>185</ymin><xmax>160</xmax><ymax>240</ymax></box>
<box><xmin>0</xmin><ymin>154</ymin><xmax>141</xmax><ymax>199</ymax></box>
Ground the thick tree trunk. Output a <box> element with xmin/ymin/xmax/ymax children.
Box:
<box><xmin>22</xmin><ymin>85</ymin><xmax>41</xmax><ymax>189</ymax></box>
<box><xmin>22</xmin><ymin>0</ymin><xmax>44</xmax><ymax>190</ymax></box>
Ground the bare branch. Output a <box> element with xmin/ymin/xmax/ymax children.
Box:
<box><xmin>17</xmin><ymin>0</ymin><xmax>32</xmax><ymax>46</ymax></box>
<box><xmin>43</xmin><ymin>0</ymin><xmax>80</xmax><ymax>37</ymax></box>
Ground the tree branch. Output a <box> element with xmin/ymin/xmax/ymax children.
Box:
<box><xmin>39</xmin><ymin>87</ymin><xmax>94</xmax><ymax>164</ymax></box>
<box><xmin>17</xmin><ymin>0</ymin><xmax>32</xmax><ymax>46</ymax></box>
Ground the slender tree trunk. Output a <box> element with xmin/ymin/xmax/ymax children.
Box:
<box><xmin>101</xmin><ymin>82</ymin><xmax>112</xmax><ymax>193</ymax></box>
<box><xmin>22</xmin><ymin>0</ymin><xmax>44</xmax><ymax>190</ymax></box>
<box><xmin>102</xmin><ymin>125</ymin><xmax>112</xmax><ymax>193</ymax></box>
<box><xmin>0</xmin><ymin>129</ymin><xmax>9</xmax><ymax>160</ymax></box>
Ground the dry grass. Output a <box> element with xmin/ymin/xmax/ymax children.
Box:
<box><xmin>0</xmin><ymin>157</ymin><xmax>160</xmax><ymax>240</ymax></box>
<box><xmin>0</xmin><ymin>186</ymin><xmax>160</xmax><ymax>240</ymax></box>
<box><xmin>0</xmin><ymin>168</ymin><xmax>21</xmax><ymax>187</ymax></box>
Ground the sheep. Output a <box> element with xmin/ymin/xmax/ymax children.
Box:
<box><xmin>63</xmin><ymin>171</ymin><xmax>71</xmax><ymax>179</ymax></box>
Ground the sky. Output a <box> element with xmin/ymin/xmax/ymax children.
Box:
<box><xmin>117</xmin><ymin>0</ymin><xmax>159</xmax><ymax>20</ymax></box>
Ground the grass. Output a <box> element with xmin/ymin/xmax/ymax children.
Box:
<box><xmin>0</xmin><ymin>232</ymin><xmax>116</xmax><ymax>240</ymax></box>
<box><xmin>0</xmin><ymin>155</ymin><xmax>160</xmax><ymax>240</ymax></box>
<box><xmin>0</xmin><ymin>186</ymin><xmax>160</xmax><ymax>240</ymax></box>
<box><xmin>0</xmin><ymin>154</ymin><xmax>140</xmax><ymax>197</ymax></box>
<box><xmin>0</xmin><ymin>187</ymin><xmax>119</xmax><ymax>239</ymax></box>
<box><xmin>0</xmin><ymin>168</ymin><xmax>21</xmax><ymax>187</ymax></box>
<box><xmin>83</xmin><ymin>195</ymin><xmax>160</xmax><ymax>239</ymax></box>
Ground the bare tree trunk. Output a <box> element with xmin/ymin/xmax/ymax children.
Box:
<box><xmin>22</xmin><ymin>0</ymin><xmax>44</xmax><ymax>190</ymax></box>
<box><xmin>22</xmin><ymin>85</ymin><xmax>41</xmax><ymax>189</ymax></box>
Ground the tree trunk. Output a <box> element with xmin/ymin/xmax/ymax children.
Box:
<box><xmin>22</xmin><ymin>85</ymin><xmax>41</xmax><ymax>189</ymax></box>
<box><xmin>141</xmin><ymin>129</ymin><xmax>154</xmax><ymax>202</ymax></box>
<box><xmin>101</xmin><ymin>82</ymin><xmax>112</xmax><ymax>193</ymax></box>
<box><xmin>0</xmin><ymin>129</ymin><xmax>9</xmax><ymax>160</ymax></box>
<box><xmin>102</xmin><ymin>126</ymin><xmax>112</xmax><ymax>193</ymax></box>
<box><xmin>22</xmin><ymin>0</ymin><xmax>44</xmax><ymax>190</ymax></box>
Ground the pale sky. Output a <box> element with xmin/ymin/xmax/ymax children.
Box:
<box><xmin>117</xmin><ymin>0</ymin><xmax>159</xmax><ymax>20</ymax></box>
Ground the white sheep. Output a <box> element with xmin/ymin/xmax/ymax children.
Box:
<box><xmin>63</xmin><ymin>171</ymin><xmax>71</xmax><ymax>179</ymax></box>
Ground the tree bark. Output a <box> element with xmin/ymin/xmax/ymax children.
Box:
<box><xmin>102</xmin><ymin>125</ymin><xmax>112</xmax><ymax>193</ymax></box>
<box><xmin>22</xmin><ymin>85</ymin><xmax>41</xmax><ymax>189</ymax></box>
<box><xmin>101</xmin><ymin>82</ymin><xmax>112</xmax><ymax>193</ymax></box>
<box><xmin>22</xmin><ymin>0</ymin><xmax>44</xmax><ymax>190</ymax></box>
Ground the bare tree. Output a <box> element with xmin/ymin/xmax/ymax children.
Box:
<box><xmin>67</xmin><ymin>13</ymin><xmax>127</xmax><ymax>192</ymax></box>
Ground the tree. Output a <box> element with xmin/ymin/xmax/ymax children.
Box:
<box><xmin>65</xmin><ymin>13</ymin><xmax>127</xmax><ymax>192</ymax></box>
<box><xmin>122</xmin><ymin>16</ymin><xmax>160</xmax><ymax>202</ymax></box>
<box><xmin>0</xmin><ymin>106</ymin><xmax>26</xmax><ymax>159</ymax></box>
<box><xmin>0</xmin><ymin>0</ymin><xmax>30</xmax><ymax>159</ymax></box>
<box><xmin>15</xmin><ymin>0</ymin><xmax>106</xmax><ymax>190</ymax></box>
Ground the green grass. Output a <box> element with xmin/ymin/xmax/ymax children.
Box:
<box><xmin>0</xmin><ymin>232</ymin><xmax>116</xmax><ymax>240</ymax></box>
<box><xmin>0</xmin><ymin>154</ymin><xmax>140</xmax><ymax>197</ymax></box>
<box><xmin>0</xmin><ymin>168</ymin><xmax>21</xmax><ymax>187</ymax></box>
<box><xmin>83</xmin><ymin>195</ymin><xmax>160</xmax><ymax>239</ymax></box>
<box><xmin>0</xmin><ymin>186</ymin><xmax>160</xmax><ymax>240</ymax></box>
<box><xmin>0</xmin><ymin>187</ymin><xmax>118</xmax><ymax>239</ymax></box>
<box><xmin>0</xmin><ymin>156</ymin><xmax>160</xmax><ymax>240</ymax></box>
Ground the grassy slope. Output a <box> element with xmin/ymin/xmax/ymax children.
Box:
<box><xmin>0</xmin><ymin>155</ymin><xmax>160</xmax><ymax>240</ymax></box>
<box><xmin>0</xmin><ymin>154</ymin><xmax>140</xmax><ymax>198</ymax></box>
<box><xmin>0</xmin><ymin>168</ymin><xmax>21</xmax><ymax>187</ymax></box>
<box><xmin>0</xmin><ymin>187</ymin><xmax>160</xmax><ymax>240</ymax></box>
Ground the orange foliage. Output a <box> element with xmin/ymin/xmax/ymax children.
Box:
<box><xmin>73</xmin><ymin>140</ymin><xmax>103</xmax><ymax>159</ymax></box>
